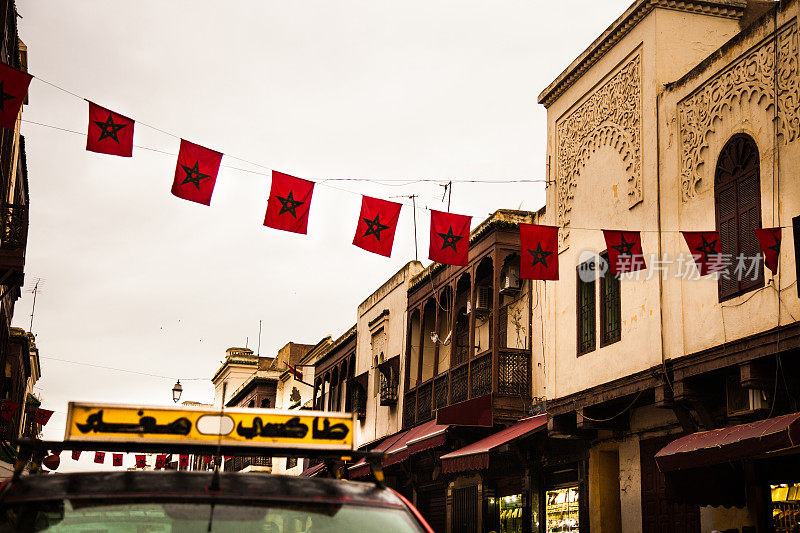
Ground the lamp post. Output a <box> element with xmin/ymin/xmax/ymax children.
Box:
<box><xmin>172</xmin><ymin>380</ymin><xmax>183</xmax><ymax>403</ymax></box>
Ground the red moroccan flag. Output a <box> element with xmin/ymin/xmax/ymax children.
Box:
<box><xmin>352</xmin><ymin>195</ymin><xmax>402</xmax><ymax>257</ymax></box>
<box><xmin>112</xmin><ymin>453</ymin><xmax>123</xmax><ymax>467</ymax></box>
<box><xmin>34</xmin><ymin>408</ymin><xmax>53</xmax><ymax>426</ymax></box>
<box><xmin>286</xmin><ymin>363</ymin><xmax>303</xmax><ymax>381</ymax></box>
<box><xmin>0</xmin><ymin>62</ymin><xmax>32</xmax><ymax>130</ymax></box>
<box><xmin>135</xmin><ymin>454</ymin><xmax>146</xmax><ymax>468</ymax></box>
<box><xmin>603</xmin><ymin>230</ymin><xmax>646</xmax><ymax>274</ymax></box>
<box><xmin>94</xmin><ymin>452</ymin><xmax>105</xmax><ymax>464</ymax></box>
<box><xmin>754</xmin><ymin>227</ymin><xmax>781</xmax><ymax>274</ymax></box>
<box><xmin>71</xmin><ymin>450</ymin><xmax>82</xmax><ymax>461</ymax></box>
<box><xmin>203</xmin><ymin>455</ymin><xmax>212</xmax><ymax>464</ymax></box>
<box><xmin>429</xmin><ymin>210</ymin><xmax>471</xmax><ymax>266</ymax></box>
<box><xmin>171</xmin><ymin>139</ymin><xmax>223</xmax><ymax>206</ymax></box>
<box><xmin>179</xmin><ymin>454</ymin><xmax>190</xmax><ymax>468</ymax></box>
<box><xmin>264</xmin><ymin>171</ymin><xmax>315</xmax><ymax>234</ymax></box>
<box><xmin>519</xmin><ymin>224</ymin><xmax>559</xmax><ymax>280</ymax></box>
<box><xmin>155</xmin><ymin>454</ymin><xmax>168</xmax><ymax>469</ymax></box>
<box><xmin>0</xmin><ymin>401</ymin><xmax>18</xmax><ymax>421</ymax></box>
<box><xmin>682</xmin><ymin>231</ymin><xmax>725</xmax><ymax>275</ymax></box>
<box><xmin>86</xmin><ymin>101</ymin><xmax>134</xmax><ymax>157</ymax></box>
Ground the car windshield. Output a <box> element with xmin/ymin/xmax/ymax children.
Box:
<box><xmin>0</xmin><ymin>499</ymin><xmax>426</xmax><ymax>533</ymax></box>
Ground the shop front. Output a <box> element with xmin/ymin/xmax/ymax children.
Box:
<box><xmin>440</xmin><ymin>415</ymin><xmax>548</xmax><ymax>533</ymax></box>
<box><xmin>655</xmin><ymin>411</ymin><xmax>800</xmax><ymax>532</ymax></box>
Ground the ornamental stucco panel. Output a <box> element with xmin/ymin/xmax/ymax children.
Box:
<box><xmin>678</xmin><ymin>21</ymin><xmax>800</xmax><ymax>202</ymax></box>
<box><xmin>556</xmin><ymin>53</ymin><xmax>643</xmax><ymax>247</ymax></box>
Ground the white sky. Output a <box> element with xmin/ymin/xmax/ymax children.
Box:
<box><xmin>15</xmin><ymin>0</ymin><xmax>632</xmax><ymax>470</ymax></box>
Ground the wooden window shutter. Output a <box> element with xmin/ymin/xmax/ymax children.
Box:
<box><xmin>576</xmin><ymin>260</ymin><xmax>596</xmax><ymax>356</ymax></box>
<box><xmin>715</xmin><ymin>134</ymin><xmax>763</xmax><ymax>301</ymax></box>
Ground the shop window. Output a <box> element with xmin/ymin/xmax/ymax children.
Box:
<box><xmin>772</xmin><ymin>483</ymin><xmax>800</xmax><ymax>532</ymax></box>
<box><xmin>715</xmin><ymin>133</ymin><xmax>763</xmax><ymax>301</ymax></box>
<box><xmin>599</xmin><ymin>252</ymin><xmax>621</xmax><ymax>347</ymax></box>
<box><xmin>488</xmin><ymin>494</ymin><xmax>524</xmax><ymax>533</ymax></box>
<box><xmin>576</xmin><ymin>260</ymin><xmax>596</xmax><ymax>356</ymax></box>
<box><xmin>546</xmin><ymin>486</ymin><xmax>580</xmax><ymax>533</ymax></box>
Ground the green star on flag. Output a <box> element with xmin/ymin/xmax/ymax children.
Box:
<box><xmin>276</xmin><ymin>190</ymin><xmax>304</xmax><ymax>218</ymax></box>
<box><xmin>181</xmin><ymin>161</ymin><xmax>212</xmax><ymax>190</ymax></box>
<box><xmin>93</xmin><ymin>114</ymin><xmax>128</xmax><ymax>143</ymax></box>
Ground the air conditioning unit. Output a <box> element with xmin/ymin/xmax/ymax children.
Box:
<box><xmin>726</xmin><ymin>375</ymin><xmax>767</xmax><ymax>417</ymax></box>
<box><xmin>476</xmin><ymin>286</ymin><xmax>490</xmax><ymax>312</ymax></box>
<box><xmin>501</xmin><ymin>265</ymin><xmax>520</xmax><ymax>293</ymax></box>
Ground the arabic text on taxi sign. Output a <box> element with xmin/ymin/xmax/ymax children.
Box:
<box><xmin>65</xmin><ymin>402</ymin><xmax>354</xmax><ymax>449</ymax></box>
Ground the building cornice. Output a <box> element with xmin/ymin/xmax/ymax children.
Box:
<box><xmin>537</xmin><ymin>0</ymin><xmax>747</xmax><ymax>108</ymax></box>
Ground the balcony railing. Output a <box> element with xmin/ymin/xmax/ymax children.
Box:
<box><xmin>225</xmin><ymin>455</ymin><xmax>272</xmax><ymax>472</ymax></box>
<box><xmin>379</xmin><ymin>369</ymin><xmax>398</xmax><ymax>407</ymax></box>
<box><xmin>403</xmin><ymin>349</ymin><xmax>531</xmax><ymax>428</ymax></box>
<box><xmin>0</xmin><ymin>204</ymin><xmax>27</xmax><ymax>250</ymax></box>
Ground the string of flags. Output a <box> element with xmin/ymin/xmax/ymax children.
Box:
<box><xmin>67</xmin><ymin>450</ymin><xmax>225</xmax><ymax>469</ymax></box>
<box><xmin>0</xmin><ymin>61</ymin><xmax>788</xmax><ymax>276</ymax></box>
<box><xmin>0</xmin><ymin>400</ymin><xmax>53</xmax><ymax>425</ymax></box>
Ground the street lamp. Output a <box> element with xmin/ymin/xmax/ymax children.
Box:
<box><xmin>172</xmin><ymin>380</ymin><xmax>183</xmax><ymax>403</ymax></box>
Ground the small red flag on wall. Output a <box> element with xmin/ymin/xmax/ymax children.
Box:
<box><xmin>352</xmin><ymin>195</ymin><xmax>402</xmax><ymax>257</ymax></box>
<box><xmin>264</xmin><ymin>171</ymin><xmax>315</xmax><ymax>234</ymax></box>
<box><xmin>0</xmin><ymin>401</ymin><xmax>18</xmax><ymax>421</ymax></box>
<box><xmin>602</xmin><ymin>230</ymin><xmax>646</xmax><ymax>274</ymax></box>
<box><xmin>179</xmin><ymin>454</ymin><xmax>190</xmax><ymax>468</ymax></box>
<box><xmin>135</xmin><ymin>455</ymin><xmax>147</xmax><ymax>468</ymax></box>
<box><xmin>519</xmin><ymin>224</ymin><xmax>559</xmax><ymax>280</ymax></box>
<box><xmin>682</xmin><ymin>231</ymin><xmax>725</xmax><ymax>276</ymax></box>
<box><xmin>86</xmin><ymin>101</ymin><xmax>134</xmax><ymax>157</ymax></box>
<box><xmin>155</xmin><ymin>454</ymin><xmax>168</xmax><ymax>469</ymax></box>
<box><xmin>71</xmin><ymin>450</ymin><xmax>82</xmax><ymax>461</ymax></box>
<box><xmin>94</xmin><ymin>452</ymin><xmax>105</xmax><ymax>464</ymax></box>
<box><xmin>34</xmin><ymin>408</ymin><xmax>53</xmax><ymax>426</ymax></box>
<box><xmin>429</xmin><ymin>210</ymin><xmax>471</xmax><ymax>266</ymax></box>
<box><xmin>0</xmin><ymin>62</ymin><xmax>32</xmax><ymax>130</ymax></box>
<box><xmin>112</xmin><ymin>453</ymin><xmax>123</xmax><ymax>467</ymax></box>
<box><xmin>754</xmin><ymin>227</ymin><xmax>781</xmax><ymax>274</ymax></box>
<box><xmin>171</xmin><ymin>139</ymin><xmax>223</xmax><ymax>206</ymax></box>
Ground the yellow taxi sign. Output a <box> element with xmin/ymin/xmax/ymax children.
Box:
<box><xmin>65</xmin><ymin>402</ymin><xmax>354</xmax><ymax>450</ymax></box>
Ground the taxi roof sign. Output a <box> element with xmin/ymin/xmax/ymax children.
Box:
<box><xmin>65</xmin><ymin>402</ymin><xmax>354</xmax><ymax>451</ymax></box>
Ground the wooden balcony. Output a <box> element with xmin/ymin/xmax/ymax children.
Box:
<box><xmin>0</xmin><ymin>203</ymin><xmax>27</xmax><ymax>286</ymax></box>
<box><xmin>224</xmin><ymin>455</ymin><xmax>272</xmax><ymax>472</ymax></box>
<box><xmin>403</xmin><ymin>348</ymin><xmax>531</xmax><ymax>428</ymax></box>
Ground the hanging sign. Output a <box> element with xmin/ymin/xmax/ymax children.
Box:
<box><xmin>64</xmin><ymin>402</ymin><xmax>354</xmax><ymax>450</ymax></box>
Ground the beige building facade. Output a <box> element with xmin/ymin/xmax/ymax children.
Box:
<box><xmin>540</xmin><ymin>0</ymin><xmax>800</xmax><ymax>531</ymax></box>
<box><xmin>354</xmin><ymin>261</ymin><xmax>423</xmax><ymax>447</ymax></box>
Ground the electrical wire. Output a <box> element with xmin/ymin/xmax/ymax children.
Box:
<box><xmin>39</xmin><ymin>356</ymin><xmax>207</xmax><ymax>381</ymax></box>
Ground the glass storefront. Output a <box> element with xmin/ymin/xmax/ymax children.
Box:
<box><xmin>487</xmin><ymin>493</ymin><xmax>524</xmax><ymax>533</ymax></box>
<box><xmin>771</xmin><ymin>483</ymin><xmax>800</xmax><ymax>533</ymax></box>
<box><xmin>545</xmin><ymin>486</ymin><xmax>579</xmax><ymax>533</ymax></box>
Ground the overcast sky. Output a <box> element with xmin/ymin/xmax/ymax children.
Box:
<box><xmin>17</xmin><ymin>0</ymin><xmax>632</xmax><ymax>470</ymax></box>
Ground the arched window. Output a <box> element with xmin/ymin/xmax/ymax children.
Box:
<box><xmin>715</xmin><ymin>133</ymin><xmax>763</xmax><ymax>301</ymax></box>
<box><xmin>247</xmin><ymin>399</ymin><xmax>255</xmax><ymax>408</ymax></box>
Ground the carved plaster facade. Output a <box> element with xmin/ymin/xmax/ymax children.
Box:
<box><xmin>555</xmin><ymin>53</ymin><xmax>642</xmax><ymax>246</ymax></box>
<box><xmin>678</xmin><ymin>21</ymin><xmax>800</xmax><ymax>202</ymax></box>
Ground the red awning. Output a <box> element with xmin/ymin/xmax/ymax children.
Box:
<box><xmin>299</xmin><ymin>463</ymin><xmax>326</xmax><ymax>477</ymax></box>
<box><xmin>348</xmin><ymin>420</ymin><xmax>450</xmax><ymax>478</ymax></box>
<box><xmin>655</xmin><ymin>411</ymin><xmax>800</xmax><ymax>472</ymax></box>
<box><xmin>348</xmin><ymin>428</ymin><xmax>412</xmax><ymax>478</ymax></box>
<box><xmin>384</xmin><ymin>419</ymin><xmax>449</xmax><ymax>467</ymax></box>
<box><xmin>440</xmin><ymin>414</ymin><xmax>548</xmax><ymax>474</ymax></box>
